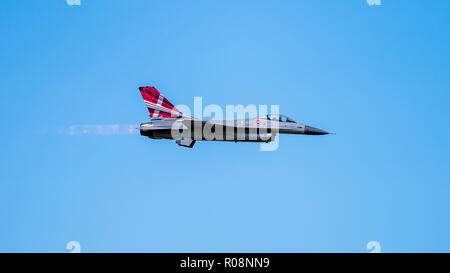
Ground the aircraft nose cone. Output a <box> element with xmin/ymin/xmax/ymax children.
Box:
<box><xmin>304</xmin><ymin>125</ymin><xmax>329</xmax><ymax>135</ymax></box>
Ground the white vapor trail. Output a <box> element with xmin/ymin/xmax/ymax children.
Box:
<box><xmin>60</xmin><ymin>124</ymin><xmax>139</xmax><ymax>135</ymax></box>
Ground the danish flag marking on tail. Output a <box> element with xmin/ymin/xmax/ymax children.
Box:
<box><xmin>152</xmin><ymin>94</ymin><xmax>165</xmax><ymax>117</ymax></box>
<box><xmin>139</xmin><ymin>86</ymin><xmax>182</xmax><ymax>119</ymax></box>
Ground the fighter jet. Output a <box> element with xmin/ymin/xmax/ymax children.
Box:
<box><xmin>138</xmin><ymin>86</ymin><xmax>329</xmax><ymax>148</ymax></box>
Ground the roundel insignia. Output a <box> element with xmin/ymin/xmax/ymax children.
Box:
<box><xmin>256</xmin><ymin>120</ymin><xmax>261</xmax><ymax>125</ymax></box>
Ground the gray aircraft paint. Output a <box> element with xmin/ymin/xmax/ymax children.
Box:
<box><xmin>140</xmin><ymin>115</ymin><xmax>328</xmax><ymax>148</ymax></box>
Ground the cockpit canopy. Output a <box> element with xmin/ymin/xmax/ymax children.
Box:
<box><xmin>265</xmin><ymin>115</ymin><xmax>296</xmax><ymax>123</ymax></box>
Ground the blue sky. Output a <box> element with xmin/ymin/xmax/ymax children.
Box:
<box><xmin>0</xmin><ymin>0</ymin><xmax>449</xmax><ymax>252</ymax></box>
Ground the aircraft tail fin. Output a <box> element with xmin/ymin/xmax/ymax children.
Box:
<box><xmin>139</xmin><ymin>86</ymin><xmax>183</xmax><ymax>119</ymax></box>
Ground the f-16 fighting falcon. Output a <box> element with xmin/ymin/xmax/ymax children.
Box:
<box><xmin>139</xmin><ymin>86</ymin><xmax>329</xmax><ymax>148</ymax></box>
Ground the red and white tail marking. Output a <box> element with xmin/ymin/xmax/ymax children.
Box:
<box><xmin>139</xmin><ymin>86</ymin><xmax>182</xmax><ymax>118</ymax></box>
